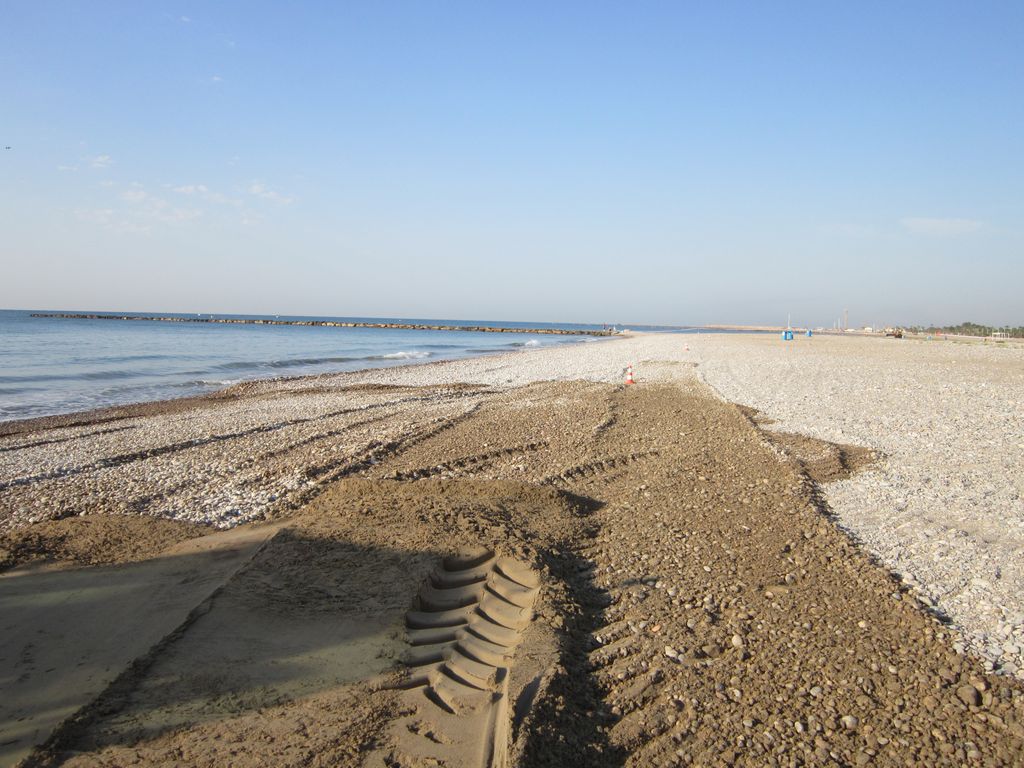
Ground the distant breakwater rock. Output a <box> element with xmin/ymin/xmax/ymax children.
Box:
<box><xmin>30</xmin><ymin>313</ymin><xmax>616</xmax><ymax>337</ymax></box>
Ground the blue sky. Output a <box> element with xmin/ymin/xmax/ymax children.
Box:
<box><xmin>2</xmin><ymin>2</ymin><xmax>1021</xmax><ymax>327</ymax></box>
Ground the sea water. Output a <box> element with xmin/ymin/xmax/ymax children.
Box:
<box><xmin>0</xmin><ymin>310</ymin><xmax>609</xmax><ymax>421</ymax></box>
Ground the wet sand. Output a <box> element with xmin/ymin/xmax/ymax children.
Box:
<box><xmin>1</xmin><ymin>336</ymin><xmax>1023</xmax><ymax>766</ymax></box>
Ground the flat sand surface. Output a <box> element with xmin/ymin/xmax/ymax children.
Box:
<box><xmin>0</xmin><ymin>524</ymin><xmax>278</xmax><ymax>767</ymax></box>
<box><xmin>1</xmin><ymin>334</ymin><xmax>1022</xmax><ymax>766</ymax></box>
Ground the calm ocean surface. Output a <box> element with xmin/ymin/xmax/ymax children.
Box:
<box><xmin>0</xmin><ymin>310</ymin><xmax>622</xmax><ymax>421</ymax></box>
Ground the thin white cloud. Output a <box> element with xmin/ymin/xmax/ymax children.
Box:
<box><xmin>248</xmin><ymin>182</ymin><xmax>294</xmax><ymax>205</ymax></box>
<box><xmin>120</xmin><ymin>186</ymin><xmax>149</xmax><ymax>203</ymax></box>
<box><xmin>901</xmin><ymin>217</ymin><xmax>983</xmax><ymax>236</ymax></box>
<box><xmin>75</xmin><ymin>208</ymin><xmax>116</xmax><ymax>225</ymax></box>
<box><xmin>210</xmin><ymin>75</ymin><xmax>224</xmax><ymax>83</ymax></box>
<box><xmin>180</xmin><ymin>15</ymin><xmax>191</xmax><ymax>23</ymax></box>
<box><xmin>74</xmin><ymin>175</ymin><xmax>272</xmax><ymax>235</ymax></box>
<box><xmin>128</xmin><ymin>187</ymin><xmax>201</xmax><ymax>224</ymax></box>
<box><xmin>172</xmin><ymin>183</ymin><xmax>241</xmax><ymax>206</ymax></box>
<box><xmin>159</xmin><ymin>207</ymin><xmax>203</xmax><ymax>223</ymax></box>
<box><xmin>75</xmin><ymin>207</ymin><xmax>149</xmax><ymax>234</ymax></box>
<box><xmin>58</xmin><ymin>154</ymin><xmax>113</xmax><ymax>171</ymax></box>
<box><xmin>173</xmin><ymin>184</ymin><xmax>209</xmax><ymax>195</ymax></box>
<box><xmin>77</xmin><ymin>182</ymin><xmax>202</xmax><ymax>234</ymax></box>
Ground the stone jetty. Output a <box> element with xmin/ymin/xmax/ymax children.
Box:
<box><xmin>30</xmin><ymin>313</ymin><xmax>616</xmax><ymax>337</ymax></box>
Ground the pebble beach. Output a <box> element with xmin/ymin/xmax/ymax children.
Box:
<box><xmin>2</xmin><ymin>331</ymin><xmax>1023</xmax><ymax>766</ymax></box>
<box><xmin>690</xmin><ymin>334</ymin><xmax>1024</xmax><ymax>680</ymax></box>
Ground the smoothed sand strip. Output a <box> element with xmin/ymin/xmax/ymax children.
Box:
<box><xmin>0</xmin><ymin>524</ymin><xmax>279</xmax><ymax>767</ymax></box>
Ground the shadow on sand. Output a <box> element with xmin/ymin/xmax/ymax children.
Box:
<box><xmin>5</xmin><ymin>489</ymin><xmax>626</xmax><ymax>767</ymax></box>
<box><xmin>3</xmin><ymin>526</ymin><xmax>437</xmax><ymax>766</ymax></box>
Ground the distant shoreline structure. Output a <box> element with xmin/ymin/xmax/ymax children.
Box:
<box><xmin>29</xmin><ymin>313</ymin><xmax>617</xmax><ymax>337</ymax></box>
<box><xmin>699</xmin><ymin>324</ymin><xmax>790</xmax><ymax>332</ymax></box>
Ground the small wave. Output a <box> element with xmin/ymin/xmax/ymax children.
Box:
<box><xmin>81</xmin><ymin>353</ymin><xmax>175</xmax><ymax>364</ymax></box>
<box><xmin>371</xmin><ymin>351</ymin><xmax>432</xmax><ymax>360</ymax></box>
<box><xmin>170</xmin><ymin>378</ymin><xmax>240</xmax><ymax>388</ymax></box>
<box><xmin>216</xmin><ymin>356</ymin><xmax>356</xmax><ymax>371</ymax></box>
<box><xmin>524</xmin><ymin>340</ymin><xmax>541</xmax><ymax>347</ymax></box>
<box><xmin>267</xmin><ymin>356</ymin><xmax>356</xmax><ymax>369</ymax></box>
<box><xmin>80</xmin><ymin>370</ymin><xmax>136</xmax><ymax>381</ymax></box>
<box><xmin>96</xmin><ymin>377</ymin><xmax>242</xmax><ymax>397</ymax></box>
<box><xmin>0</xmin><ymin>370</ymin><xmax>136</xmax><ymax>384</ymax></box>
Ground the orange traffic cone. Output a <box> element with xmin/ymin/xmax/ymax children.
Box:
<box><xmin>625</xmin><ymin>364</ymin><xmax>636</xmax><ymax>385</ymax></box>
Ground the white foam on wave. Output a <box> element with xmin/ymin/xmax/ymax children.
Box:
<box><xmin>169</xmin><ymin>378</ymin><xmax>240</xmax><ymax>388</ymax></box>
<box><xmin>524</xmin><ymin>340</ymin><xmax>541</xmax><ymax>347</ymax></box>
<box><xmin>379</xmin><ymin>351</ymin><xmax>432</xmax><ymax>360</ymax></box>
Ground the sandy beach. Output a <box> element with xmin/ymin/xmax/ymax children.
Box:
<box><xmin>2</xmin><ymin>332</ymin><xmax>1023</xmax><ymax>767</ymax></box>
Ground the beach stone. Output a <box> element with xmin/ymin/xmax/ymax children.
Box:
<box><xmin>957</xmin><ymin>685</ymin><xmax>982</xmax><ymax>707</ymax></box>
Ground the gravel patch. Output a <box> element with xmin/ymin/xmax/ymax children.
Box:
<box><xmin>0</xmin><ymin>336</ymin><xmax>662</xmax><ymax>534</ymax></box>
<box><xmin>690</xmin><ymin>333</ymin><xmax>1024</xmax><ymax>679</ymax></box>
<box><xmin>3</xmin><ymin>330</ymin><xmax>1021</xmax><ymax>684</ymax></box>
<box><xmin>24</xmin><ymin>378</ymin><xmax>1024</xmax><ymax>766</ymax></box>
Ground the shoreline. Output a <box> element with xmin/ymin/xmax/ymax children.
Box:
<box><xmin>0</xmin><ymin>331</ymin><xmax>622</xmax><ymax>433</ymax></box>
<box><xmin>0</xmin><ymin>337</ymin><xmax>610</xmax><ymax>436</ymax></box>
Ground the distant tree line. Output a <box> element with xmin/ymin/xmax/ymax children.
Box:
<box><xmin>908</xmin><ymin>321</ymin><xmax>1024</xmax><ymax>338</ymax></box>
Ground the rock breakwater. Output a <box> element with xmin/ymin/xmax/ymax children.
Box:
<box><xmin>30</xmin><ymin>313</ymin><xmax>615</xmax><ymax>337</ymax></box>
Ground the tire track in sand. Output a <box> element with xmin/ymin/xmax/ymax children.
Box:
<box><xmin>382</xmin><ymin>548</ymin><xmax>541</xmax><ymax>768</ymax></box>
